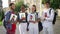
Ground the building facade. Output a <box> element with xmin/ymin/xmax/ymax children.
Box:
<box><xmin>24</xmin><ymin>0</ymin><xmax>42</xmax><ymax>15</ymax></box>
<box><xmin>24</xmin><ymin>0</ymin><xmax>41</xmax><ymax>11</ymax></box>
<box><xmin>15</xmin><ymin>0</ymin><xmax>20</xmax><ymax>3</ymax></box>
<box><xmin>15</xmin><ymin>0</ymin><xmax>42</xmax><ymax>11</ymax></box>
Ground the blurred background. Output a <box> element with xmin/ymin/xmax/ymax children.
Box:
<box><xmin>0</xmin><ymin>0</ymin><xmax>60</xmax><ymax>34</ymax></box>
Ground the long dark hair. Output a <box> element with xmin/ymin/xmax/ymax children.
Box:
<box><xmin>32</xmin><ymin>5</ymin><xmax>36</xmax><ymax>12</ymax></box>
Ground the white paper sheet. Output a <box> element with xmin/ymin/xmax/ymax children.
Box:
<box><xmin>29</xmin><ymin>14</ymin><xmax>35</xmax><ymax>21</ymax></box>
<box><xmin>10</xmin><ymin>14</ymin><xmax>17</xmax><ymax>21</ymax></box>
<box><xmin>19</xmin><ymin>13</ymin><xmax>26</xmax><ymax>19</ymax></box>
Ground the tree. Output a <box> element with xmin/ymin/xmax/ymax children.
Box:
<box><xmin>51</xmin><ymin>0</ymin><xmax>60</xmax><ymax>9</ymax></box>
<box><xmin>42</xmin><ymin>0</ymin><xmax>60</xmax><ymax>9</ymax></box>
<box><xmin>0</xmin><ymin>10</ymin><xmax>4</xmax><ymax>21</ymax></box>
<box><xmin>15</xmin><ymin>1</ymin><xmax>28</xmax><ymax>13</ymax></box>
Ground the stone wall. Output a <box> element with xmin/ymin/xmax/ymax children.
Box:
<box><xmin>57</xmin><ymin>9</ymin><xmax>60</xmax><ymax>17</ymax></box>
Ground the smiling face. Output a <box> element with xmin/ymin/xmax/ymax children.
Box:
<box><xmin>44</xmin><ymin>3</ymin><xmax>50</xmax><ymax>8</ymax></box>
<box><xmin>11</xmin><ymin>4</ymin><xmax>15</xmax><ymax>10</ymax></box>
<box><xmin>21</xmin><ymin>5</ymin><xmax>25</xmax><ymax>12</ymax></box>
<box><xmin>32</xmin><ymin>6</ymin><xmax>35</xmax><ymax>12</ymax></box>
<box><xmin>32</xmin><ymin>5</ymin><xmax>36</xmax><ymax>12</ymax></box>
<box><xmin>44</xmin><ymin>2</ymin><xmax>50</xmax><ymax>8</ymax></box>
<box><xmin>9</xmin><ymin>3</ymin><xmax>15</xmax><ymax>10</ymax></box>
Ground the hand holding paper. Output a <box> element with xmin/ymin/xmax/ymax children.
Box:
<box><xmin>19</xmin><ymin>13</ymin><xmax>26</xmax><ymax>20</ymax></box>
<box><xmin>45</xmin><ymin>13</ymin><xmax>47</xmax><ymax>17</ymax></box>
<box><xmin>10</xmin><ymin>14</ymin><xmax>17</xmax><ymax>22</ymax></box>
<box><xmin>29</xmin><ymin>14</ymin><xmax>36</xmax><ymax>22</ymax></box>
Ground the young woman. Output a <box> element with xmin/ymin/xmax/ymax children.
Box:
<box><xmin>27</xmin><ymin>5</ymin><xmax>40</xmax><ymax>34</ymax></box>
<box><xmin>17</xmin><ymin>5</ymin><xmax>28</xmax><ymax>34</ymax></box>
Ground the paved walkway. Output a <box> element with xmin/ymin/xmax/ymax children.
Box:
<box><xmin>0</xmin><ymin>20</ymin><xmax>60</xmax><ymax>34</ymax></box>
<box><xmin>40</xmin><ymin>19</ymin><xmax>60</xmax><ymax>34</ymax></box>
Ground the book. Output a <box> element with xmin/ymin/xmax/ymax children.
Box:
<box><xmin>19</xmin><ymin>13</ymin><xmax>26</xmax><ymax>19</ymax></box>
<box><xmin>10</xmin><ymin>14</ymin><xmax>17</xmax><ymax>21</ymax></box>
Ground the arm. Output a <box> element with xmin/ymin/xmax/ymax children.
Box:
<box><xmin>40</xmin><ymin>11</ymin><xmax>45</xmax><ymax>21</ymax></box>
<box><xmin>36</xmin><ymin>12</ymin><xmax>41</xmax><ymax>22</ymax></box>
<box><xmin>27</xmin><ymin>14</ymin><xmax>30</xmax><ymax>22</ymax></box>
<box><xmin>17</xmin><ymin>13</ymin><xmax>21</xmax><ymax>23</ymax></box>
<box><xmin>45</xmin><ymin>9</ymin><xmax>54</xmax><ymax>21</ymax></box>
<box><xmin>5</xmin><ymin>11</ymin><xmax>11</xmax><ymax>22</ymax></box>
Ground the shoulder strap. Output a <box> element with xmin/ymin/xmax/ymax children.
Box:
<box><xmin>4</xmin><ymin>11</ymin><xmax>11</xmax><ymax>21</ymax></box>
<box><xmin>25</xmin><ymin>13</ymin><xmax>28</xmax><ymax>22</ymax></box>
<box><xmin>36</xmin><ymin>12</ymin><xmax>38</xmax><ymax>17</ymax></box>
<box><xmin>49</xmin><ymin>8</ymin><xmax>52</xmax><ymax>15</ymax></box>
<box><xmin>36</xmin><ymin>12</ymin><xmax>38</xmax><ymax>20</ymax></box>
<box><xmin>17</xmin><ymin>13</ymin><xmax>20</xmax><ymax>21</ymax></box>
<box><xmin>36</xmin><ymin>12</ymin><xmax>38</xmax><ymax>15</ymax></box>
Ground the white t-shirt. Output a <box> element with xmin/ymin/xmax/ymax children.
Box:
<box><xmin>41</xmin><ymin>8</ymin><xmax>54</xmax><ymax>27</ymax></box>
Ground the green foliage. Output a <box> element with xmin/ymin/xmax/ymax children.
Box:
<box><xmin>15</xmin><ymin>1</ymin><xmax>28</xmax><ymax>13</ymax></box>
<box><xmin>42</xmin><ymin>0</ymin><xmax>60</xmax><ymax>9</ymax></box>
<box><xmin>51</xmin><ymin>0</ymin><xmax>60</xmax><ymax>9</ymax></box>
<box><xmin>42</xmin><ymin>0</ymin><xmax>49</xmax><ymax>4</ymax></box>
<box><xmin>15</xmin><ymin>1</ymin><xmax>24</xmax><ymax>13</ymax></box>
<box><xmin>0</xmin><ymin>21</ymin><xmax>3</xmax><ymax>26</ymax></box>
<box><xmin>0</xmin><ymin>10</ymin><xmax>4</xmax><ymax>21</ymax></box>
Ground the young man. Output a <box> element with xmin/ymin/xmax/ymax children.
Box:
<box><xmin>42</xmin><ymin>1</ymin><xmax>54</xmax><ymax>34</ymax></box>
<box><xmin>4</xmin><ymin>3</ymin><xmax>17</xmax><ymax>34</ymax></box>
<box><xmin>17</xmin><ymin>5</ymin><xmax>28</xmax><ymax>34</ymax></box>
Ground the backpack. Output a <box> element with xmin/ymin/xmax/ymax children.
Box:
<box><xmin>36</xmin><ymin>12</ymin><xmax>43</xmax><ymax>32</ymax></box>
<box><xmin>49</xmin><ymin>9</ymin><xmax>57</xmax><ymax>25</ymax></box>
<box><xmin>3</xmin><ymin>11</ymin><xmax>12</xmax><ymax>29</ymax></box>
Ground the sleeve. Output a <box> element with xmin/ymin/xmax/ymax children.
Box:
<box><xmin>45</xmin><ymin>9</ymin><xmax>54</xmax><ymax>21</ymax></box>
<box><xmin>4</xmin><ymin>11</ymin><xmax>8</xmax><ymax>16</ymax></box>
<box><xmin>5</xmin><ymin>11</ymin><xmax>11</xmax><ymax>22</ymax></box>
<box><xmin>36</xmin><ymin>12</ymin><xmax>41</xmax><ymax>21</ymax></box>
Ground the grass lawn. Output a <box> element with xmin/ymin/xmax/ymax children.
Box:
<box><xmin>0</xmin><ymin>21</ymin><xmax>3</xmax><ymax>26</ymax></box>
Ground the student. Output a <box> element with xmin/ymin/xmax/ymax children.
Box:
<box><xmin>3</xmin><ymin>3</ymin><xmax>17</xmax><ymax>34</ymax></box>
<box><xmin>42</xmin><ymin>1</ymin><xmax>54</xmax><ymax>34</ymax></box>
<box><xmin>27</xmin><ymin>5</ymin><xmax>40</xmax><ymax>34</ymax></box>
<box><xmin>17</xmin><ymin>5</ymin><xmax>28</xmax><ymax>34</ymax></box>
